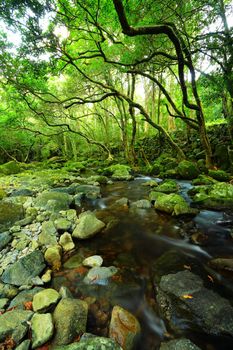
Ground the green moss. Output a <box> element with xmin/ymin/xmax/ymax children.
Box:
<box><xmin>153</xmin><ymin>179</ymin><xmax>179</xmax><ymax>194</ymax></box>
<box><xmin>192</xmin><ymin>175</ymin><xmax>217</xmax><ymax>186</ymax></box>
<box><xmin>177</xmin><ymin>160</ymin><xmax>200</xmax><ymax>179</ymax></box>
<box><xmin>208</xmin><ymin>169</ymin><xmax>231</xmax><ymax>182</ymax></box>
<box><xmin>0</xmin><ymin>161</ymin><xmax>21</xmax><ymax>175</ymax></box>
<box><xmin>154</xmin><ymin>193</ymin><xmax>197</xmax><ymax>216</ymax></box>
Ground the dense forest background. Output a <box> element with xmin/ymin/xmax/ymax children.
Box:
<box><xmin>0</xmin><ymin>0</ymin><xmax>232</xmax><ymax>169</ymax></box>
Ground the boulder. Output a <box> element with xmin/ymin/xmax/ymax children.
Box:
<box><xmin>0</xmin><ymin>309</ymin><xmax>33</xmax><ymax>344</ymax></box>
<box><xmin>73</xmin><ymin>185</ymin><xmax>101</xmax><ymax>200</ymax></box>
<box><xmin>31</xmin><ymin>313</ymin><xmax>54</xmax><ymax>348</ymax></box>
<box><xmin>0</xmin><ymin>202</ymin><xmax>24</xmax><ymax>231</ymax></box>
<box><xmin>0</xmin><ymin>283</ymin><xmax>18</xmax><ymax>299</ymax></box>
<box><xmin>131</xmin><ymin>199</ymin><xmax>151</xmax><ymax>209</ymax></box>
<box><xmin>154</xmin><ymin>193</ymin><xmax>198</xmax><ymax>216</ymax></box>
<box><xmin>157</xmin><ymin>270</ymin><xmax>233</xmax><ymax>336</ymax></box>
<box><xmin>44</xmin><ymin>245</ymin><xmax>62</xmax><ymax>271</ymax></box>
<box><xmin>72</xmin><ymin>211</ymin><xmax>105</xmax><ymax>239</ymax></box>
<box><xmin>103</xmin><ymin>164</ymin><xmax>133</xmax><ymax>181</ymax></box>
<box><xmin>177</xmin><ymin>161</ymin><xmax>199</xmax><ymax>180</ymax></box>
<box><xmin>152</xmin><ymin>179</ymin><xmax>179</xmax><ymax>194</ymax></box>
<box><xmin>208</xmin><ymin>169</ymin><xmax>231</xmax><ymax>182</ymax></box>
<box><xmin>9</xmin><ymin>287</ymin><xmax>43</xmax><ymax>310</ymax></box>
<box><xmin>54</xmin><ymin>218</ymin><xmax>72</xmax><ymax>232</ymax></box>
<box><xmin>109</xmin><ymin>305</ymin><xmax>141</xmax><ymax>350</ymax></box>
<box><xmin>52</xmin><ymin>336</ymin><xmax>122</xmax><ymax>349</ymax></box>
<box><xmin>33</xmin><ymin>288</ymin><xmax>60</xmax><ymax>312</ymax></box>
<box><xmin>59</xmin><ymin>232</ymin><xmax>75</xmax><ymax>252</ymax></box>
<box><xmin>0</xmin><ymin>161</ymin><xmax>21</xmax><ymax>175</ymax></box>
<box><xmin>192</xmin><ymin>175</ymin><xmax>217</xmax><ymax>186</ymax></box>
<box><xmin>0</xmin><ymin>231</ymin><xmax>12</xmax><ymax>250</ymax></box>
<box><xmin>1</xmin><ymin>250</ymin><xmax>45</xmax><ymax>286</ymax></box>
<box><xmin>39</xmin><ymin>220</ymin><xmax>57</xmax><ymax>246</ymax></box>
<box><xmin>82</xmin><ymin>255</ymin><xmax>103</xmax><ymax>267</ymax></box>
<box><xmin>34</xmin><ymin>191</ymin><xmax>73</xmax><ymax>211</ymax></box>
<box><xmin>15</xmin><ymin>339</ymin><xmax>31</xmax><ymax>350</ymax></box>
<box><xmin>52</xmin><ymin>298</ymin><xmax>88</xmax><ymax>346</ymax></box>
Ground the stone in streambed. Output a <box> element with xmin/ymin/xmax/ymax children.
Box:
<box><xmin>177</xmin><ymin>160</ymin><xmax>199</xmax><ymax>180</ymax></box>
<box><xmin>9</xmin><ymin>287</ymin><xmax>43</xmax><ymax>310</ymax></box>
<box><xmin>84</xmin><ymin>266</ymin><xmax>118</xmax><ymax>285</ymax></box>
<box><xmin>1</xmin><ymin>250</ymin><xmax>45</xmax><ymax>286</ymax></box>
<box><xmin>154</xmin><ymin>193</ymin><xmax>198</xmax><ymax>216</ymax></box>
<box><xmin>15</xmin><ymin>340</ymin><xmax>31</xmax><ymax>350</ymax></box>
<box><xmin>59</xmin><ymin>232</ymin><xmax>75</xmax><ymax>252</ymax></box>
<box><xmin>39</xmin><ymin>220</ymin><xmax>57</xmax><ymax>246</ymax></box>
<box><xmin>54</xmin><ymin>218</ymin><xmax>72</xmax><ymax>232</ymax></box>
<box><xmin>0</xmin><ymin>202</ymin><xmax>24</xmax><ymax>230</ymax></box>
<box><xmin>41</xmin><ymin>269</ymin><xmax>52</xmax><ymax>283</ymax></box>
<box><xmin>31</xmin><ymin>313</ymin><xmax>54</xmax><ymax>348</ymax></box>
<box><xmin>72</xmin><ymin>211</ymin><xmax>105</xmax><ymax>239</ymax></box>
<box><xmin>0</xmin><ymin>282</ymin><xmax>18</xmax><ymax>299</ymax></box>
<box><xmin>131</xmin><ymin>199</ymin><xmax>151</xmax><ymax>209</ymax></box>
<box><xmin>153</xmin><ymin>179</ymin><xmax>179</xmax><ymax>194</ymax></box>
<box><xmin>44</xmin><ymin>245</ymin><xmax>62</xmax><ymax>270</ymax></box>
<box><xmin>34</xmin><ymin>191</ymin><xmax>73</xmax><ymax>212</ymax></box>
<box><xmin>160</xmin><ymin>338</ymin><xmax>201</xmax><ymax>350</ymax></box>
<box><xmin>82</xmin><ymin>255</ymin><xmax>103</xmax><ymax>267</ymax></box>
<box><xmin>0</xmin><ymin>309</ymin><xmax>33</xmax><ymax>343</ymax></box>
<box><xmin>109</xmin><ymin>305</ymin><xmax>141</xmax><ymax>350</ymax></box>
<box><xmin>33</xmin><ymin>288</ymin><xmax>60</xmax><ymax>312</ymax></box>
<box><xmin>0</xmin><ymin>231</ymin><xmax>12</xmax><ymax>250</ymax></box>
<box><xmin>0</xmin><ymin>298</ymin><xmax>9</xmax><ymax>309</ymax></box>
<box><xmin>52</xmin><ymin>298</ymin><xmax>88</xmax><ymax>346</ymax></box>
<box><xmin>157</xmin><ymin>270</ymin><xmax>233</xmax><ymax>336</ymax></box>
<box><xmin>52</xmin><ymin>336</ymin><xmax>121</xmax><ymax>349</ymax></box>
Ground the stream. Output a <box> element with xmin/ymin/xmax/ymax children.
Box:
<box><xmin>52</xmin><ymin>176</ymin><xmax>233</xmax><ymax>350</ymax></box>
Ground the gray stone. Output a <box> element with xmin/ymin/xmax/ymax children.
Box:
<box><xmin>82</xmin><ymin>255</ymin><xmax>103</xmax><ymax>267</ymax></box>
<box><xmin>33</xmin><ymin>288</ymin><xmax>60</xmax><ymax>312</ymax></box>
<box><xmin>52</xmin><ymin>298</ymin><xmax>88</xmax><ymax>345</ymax></box>
<box><xmin>131</xmin><ymin>199</ymin><xmax>151</xmax><ymax>209</ymax></box>
<box><xmin>31</xmin><ymin>313</ymin><xmax>54</xmax><ymax>348</ymax></box>
<box><xmin>0</xmin><ymin>309</ymin><xmax>33</xmax><ymax>343</ymax></box>
<box><xmin>84</xmin><ymin>266</ymin><xmax>118</xmax><ymax>285</ymax></box>
<box><xmin>160</xmin><ymin>338</ymin><xmax>201</xmax><ymax>350</ymax></box>
<box><xmin>53</xmin><ymin>336</ymin><xmax>122</xmax><ymax>349</ymax></box>
<box><xmin>72</xmin><ymin>211</ymin><xmax>105</xmax><ymax>239</ymax></box>
<box><xmin>157</xmin><ymin>270</ymin><xmax>233</xmax><ymax>336</ymax></box>
<box><xmin>9</xmin><ymin>287</ymin><xmax>43</xmax><ymax>309</ymax></box>
<box><xmin>0</xmin><ymin>231</ymin><xmax>12</xmax><ymax>250</ymax></box>
<box><xmin>1</xmin><ymin>250</ymin><xmax>45</xmax><ymax>286</ymax></box>
<box><xmin>39</xmin><ymin>220</ymin><xmax>57</xmax><ymax>246</ymax></box>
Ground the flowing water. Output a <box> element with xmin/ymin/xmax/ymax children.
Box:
<box><xmin>52</xmin><ymin>176</ymin><xmax>233</xmax><ymax>350</ymax></box>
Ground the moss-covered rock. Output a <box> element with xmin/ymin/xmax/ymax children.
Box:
<box><xmin>0</xmin><ymin>161</ymin><xmax>21</xmax><ymax>175</ymax></box>
<box><xmin>152</xmin><ymin>179</ymin><xmax>179</xmax><ymax>194</ymax></box>
<box><xmin>0</xmin><ymin>202</ymin><xmax>24</xmax><ymax>231</ymax></box>
<box><xmin>192</xmin><ymin>175</ymin><xmax>217</xmax><ymax>186</ymax></box>
<box><xmin>177</xmin><ymin>160</ymin><xmax>199</xmax><ymax>179</ymax></box>
<box><xmin>64</xmin><ymin>161</ymin><xmax>86</xmax><ymax>173</ymax></box>
<box><xmin>154</xmin><ymin>193</ymin><xmax>198</xmax><ymax>216</ymax></box>
<box><xmin>192</xmin><ymin>182</ymin><xmax>233</xmax><ymax>210</ymax></box>
<box><xmin>208</xmin><ymin>169</ymin><xmax>231</xmax><ymax>182</ymax></box>
<box><xmin>0</xmin><ymin>188</ymin><xmax>7</xmax><ymax>200</ymax></box>
<box><xmin>102</xmin><ymin>164</ymin><xmax>133</xmax><ymax>181</ymax></box>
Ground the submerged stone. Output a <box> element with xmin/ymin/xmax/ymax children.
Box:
<box><xmin>84</xmin><ymin>266</ymin><xmax>118</xmax><ymax>285</ymax></box>
<box><xmin>160</xmin><ymin>338</ymin><xmax>201</xmax><ymax>350</ymax></box>
<box><xmin>0</xmin><ymin>309</ymin><xmax>33</xmax><ymax>343</ymax></box>
<box><xmin>82</xmin><ymin>255</ymin><xmax>103</xmax><ymax>267</ymax></box>
<box><xmin>0</xmin><ymin>202</ymin><xmax>24</xmax><ymax>231</ymax></box>
<box><xmin>53</xmin><ymin>336</ymin><xmax>122</xmax><ymax>349</ymax></box>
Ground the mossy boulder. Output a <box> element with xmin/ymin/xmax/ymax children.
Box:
<box><xmin>0</xmin><ymin>188</ymin><xmax>7</xmax><ymax>200</ymax></box>
<box><xmin>64</xmin><ymin>161</ymin><xmax>86</xmax><ymax>173</ymax></box>
<box><xmin>102</xmin><ymin>164</ymin><xmax>133</xmax><ymax>181</ymax></box>
<box><xmin>0</xmin><ymin>161</ymin><xmax>21</xmax><ymax>175</ymax></box>
<box><xmin>192</xmin><ymin>175</ymin><xmax>217</xmax><ymax>186</ymax></box>
<box><xmin>192</xmin><ymin>182</ymin><xmax>233</xmax><ymax>210</ymax></box>
<box><xmin>34</xmin><ymin>191</ymin><xmax>73</xmax><ymax>212</ymax></box>
<box><xmin>208</xmin><ymin>169</ymin><xmax>231</xmax><ymax>182</ymax></box>
<box><xmin>177</xmin><ymin>160</ymin><xmax>199</xmax><ymax>180</ymax></box>
<box><xmin>153</xmin><ymin>179</ymin><xmax>179</xmax><ymax>194</ymax></box>
<box><xmin>154</xmin><ymin>193</ymin><xmax>198</xmax><ymax>216</ymax></box>
<box><xmin>0</xmin><ymin>202</ymin><xmax>24</xmax><ymax>231</ymax></box>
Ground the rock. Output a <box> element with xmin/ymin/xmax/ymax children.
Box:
<box><xmin>33</xmin><ymin>288</ymin><xmax>60</xmax><ymax>312</ymax></box>
<box><xmin>59</xmin><ymin>286</ymin><xmax>73</xmax><ymax>299</ymax></box>
<box><xmin>54</xmin><ymin>218</ymin><xmax>72</xmax><ymax>232</ymax></box>
<box><xmin>1</xmin><ymin>250</ymin><xmax>45</xmax><ymax>286</ymax></box>
<box><xmin>192</xmin><ymin>182</ymin><xmax>233</xmax><ymax>209</ymax></box>
<box><xmin>73</xmin><ymin>185</ymin><xmax>101</xmax><ymax>200</ymax></box>
<box><xmin>63</xmin><ymin>252</ymin><xmax>85</xmax><ymax>269</ymax></box>
<box><xmin>72</xmin><ymin>211</ymin><xmax>105</xmax><ymax>239</ymax></box>
<box><xmin>0</xmin><ymin>298</ymin><xmax>9</xmax><ymax>309</ymax></box>
<box><xmin>87</xmin><ymin>175</ymin><xmax>108</xmax><ymax>184</ymax></box>
<box><xmin>10</xmin><ymin>188</ymin><xmax>34</xmax><ymax>197</ymax></box>
<box><xmin>112</xmin><ymin>197</ymin><xmax>129</xmax><ymax>208</ymax></box>
<box><xmin>44</xmin><ymin>245</ymin><xmax>62</xmax><ymax>270</ymax></box>
<box><xmin>109</xmin><ymin>305</ymin><xmax>141</xmax><ymax>350</ymax></box>
<box><xmin>103</xmin><ymin>164</ymin><xmax>133</xmax><ymax>181</ymax></box>
<box><xmin>192</xmin><ymin>175</ymin><xmax>217</xmax><ymax>186</ymax></box>
<box><xmin>131</xmin><ymin>199</ymin><xmax>151</xmax><ymax>209</ymax></box>
<box><xmin>142</xmin><ymin>180</ymin><xmax>158</xmax><ymax>187</ymax></box>
<box><xmin>31</xmin><ymin>313</ymin><xmax>54</xmax><ymax>348</ymax></box>
<box><xmin>0</xmin><ymin>161</ymin><xmax>21</xmax><ymax>175</ymax></box>
<box><xmin>9</xmin><ymin>287</ymin><xmax>43</xmax><ymax>309</ymax></box>
<box><xmin>208</xmin><ymin>169</ymin><xmax>231</xmax><ymax>182</ymax></box>
<box><xmin>153</xmin><ymin>179</ymin><xmax>179</xmax><ymax>194</ymax></box>
<box><xmin>0</xmin><ymin>231</ymin><xmax>12</xmax><ymax>250</ymax></box>
<box><xmin>157</xmin><ymin>270</ymin><xmax>233</xmax><ymax>336</ymax></box>
<box><xmin>82</xmin><ymin>255</ymin><xmax>103</xmax><ymax>267</ymax></box>
<box><xmin>41</xmin><ymin>269</ymin><xmax>52</xmax><ymax>283</ymax></box>
<box><xmin>0</xmin><ymin>309</ymin><xmax>33</xmax><ymax>343</ymax></box>
<box><xmin>52</xmin><ymin>336</ymin><xmax>122</xmax><ymax>349</ymax></box>
<box><xmin>154</xmin><ymin>193</ymin><xmax>198</xmax><ymax>216</ymax></box>
<box><xmin>34</xmin><ymin>191</ymin><xmax>73</xmax><ymax>212</ymax></box>
<box><xmin>0</xmin><ymin>202</ymin><xmax>24</xmax><ymax>231</ymax></box>
<box><xmin>52</xmin><ymin>298</ymin><xmax>88</xmax><ymax>345</ymax></box>
<box><xmin>177</xmin><ymin>160</ymin><xmax>199</xmax><ymax>180</ymax></box>
<box><xmin>0</xmin><ymin>283</ymin><xmax>18</xmax><ymax>299</ymax></box>
<box><xmin>160</xmin><ymin>338</ymin><xmax>201</xmax><ymax>350</ymax></box>
<box><xmin>39</xmin><ymin>220</ymin><xmax>57</xmax><ymax>246</ymax></box>
<box><xmin>15</xmin><ymin>339</ymin><xmax>31</xmax><ymax>350</ymax></box>
<box><xmin>59</xmin><ymin>232</ymin><xmax>75</xmax><ymax>252</ymax></box>
<box><xmin>0</xmin><ymin>188</ymin><xmax>7</xmax><ymax>200</ymax></box>
<box><xmin>84</xmin><ymin>266</ymin><xmax>118</xmax><ymax>285</ymax></box>
<box><xmin>209</xmin><ymin>258</ymin><xmax>233</xmax><ymax>272</ymax></box>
